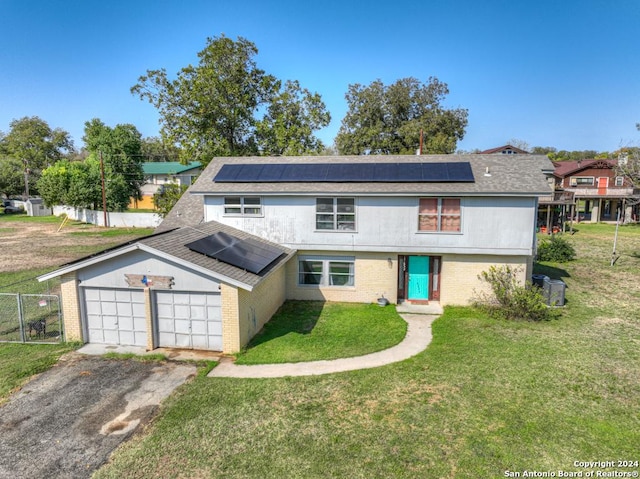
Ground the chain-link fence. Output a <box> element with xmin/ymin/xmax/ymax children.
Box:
<box><xmin>0</xmin><ymin>293</ymin><xmax>63</xmax><ymax>343</ymax></box>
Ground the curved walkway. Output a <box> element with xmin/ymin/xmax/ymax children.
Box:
<box><xmin>208</xmin><ymin>313</ymin><xmax>438</xmax><ymax>378</ymax></box>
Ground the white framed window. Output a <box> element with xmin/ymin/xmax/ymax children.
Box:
<box><xmin>418</xmin><ymin>198</ymin><xmax>461</xmax><ymax>232</ymax></box>
<box><xmin>224</xmin><ymin>196</ymin><xmax>262</xmax><ymax>216</ymax></box>
<box><xmin>569</xmin><ymin>177</ymin><xmax>594</xmax><ymax>186</ymax></box>
<box><xmin>298</xmin><ymin>256</ymin><xmax>355</xmax><ymax>287</ymax></box>
<box><xmin>615</xmin><ymin>176</ymin><xmax>624</xmax><ymax>187</ymax></box>
<box><xmin>316</xmin><ymin>198</ymin><xmax>355</xmax><ymax>231</ymax></box>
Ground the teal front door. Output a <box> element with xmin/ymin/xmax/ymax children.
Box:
<box><xmin>408</xmin><ymin>256</ymin><xmax>429</xmax><ymax>300</ymax></box>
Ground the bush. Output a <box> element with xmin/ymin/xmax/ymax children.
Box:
<box><xmin>537</xmin><ymin>235</ymin><xmax>576</xmax><ymax>262</ymax></box>
<box><xmin>473</xmin><ymin>265</ymin><xmax>554</xmax><ymax>321</ymax></box>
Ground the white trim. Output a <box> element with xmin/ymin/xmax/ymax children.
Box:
<box><xmin>37</xmin><ymin>243</ymin><xmax>255</xmax><ymax>291</ymax></box>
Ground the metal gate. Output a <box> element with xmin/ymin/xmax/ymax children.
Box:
<box><xmin>0</xmin><ymin>293</ymin><xmax>63</xmax><ymax>343</ymax></box>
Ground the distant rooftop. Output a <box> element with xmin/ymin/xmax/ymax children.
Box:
<box><xmin>142</xmin><ymin>161</ymin><xmax>201</xmax><ymax>175</ymax></box>
<box><xmin>478</xmin><ymin>144</ymin><xmax>530</xmax><ymax>155</ymax></box>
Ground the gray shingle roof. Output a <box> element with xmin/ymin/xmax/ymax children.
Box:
<box><xmin>41</xmin><ymin>222</ymin><xmax>294</xmax><ymax>290</ymax></box>
<box><xmin>140</xmin><ymin>222</ymin><xmax>294</xmax><ymax>289</ymax></box>
<box><xmin>158</xmin><ymin>154</ymin><xmax>554</xmax><ymax>231</ymax></box>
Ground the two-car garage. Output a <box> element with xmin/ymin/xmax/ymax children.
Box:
<box><xmin>40</xmin><ymin>222</ymin><xmax>293</xmax><ymax>354</ymax></box>
<box><xmin>83</xmin><ymin>287</ymin><xmax>222</xmax><ymax>351</ymax></box>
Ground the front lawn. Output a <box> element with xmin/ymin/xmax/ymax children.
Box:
<box><xmin>93</xmin><ymin>224</ymin><xmax>640</xmax><ymax>478</ymax></box>
<box><xmin>234</xmin><ymin>301</ymin><xmax>408</xmax><ymax>364</ymax></box>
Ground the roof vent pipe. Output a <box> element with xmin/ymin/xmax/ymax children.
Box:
<box><xmin>484</xmin><ymin>166</ymin><xmax>491</xmax><ymax>177</ymax></box>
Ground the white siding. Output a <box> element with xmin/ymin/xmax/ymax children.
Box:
<box><xmin>204</xmin><ymin>195</ymin><xmax>537</xmax><ymax>255</ymax></box>
<box><xmin>77</xmin><ymin>249</ymin><xmax>221</xmax><ymax>292</ymax></box>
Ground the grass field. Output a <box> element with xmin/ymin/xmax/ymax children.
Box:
<box><xmin>89</xmin><ymin>224</ymin><xmax>640</xmax><ymax>478</ymax></box>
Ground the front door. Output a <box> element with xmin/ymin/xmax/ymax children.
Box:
<box><xmin>408</xmin><ymin>256</ymin><xmax>429</xmax><ymax>300</ymax></box>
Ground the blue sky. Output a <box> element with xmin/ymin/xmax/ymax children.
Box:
<box><xmin>1</xmin><ymin>0</ymin><xmax>639</xmax><ymax>153</ymax></box>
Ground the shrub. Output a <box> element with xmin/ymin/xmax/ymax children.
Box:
<box><xmin>473</xmin><ymin>265</ymin><xmax>553</xmax><ymax>321</ymax></box>
<box><xmin>537</xmin><ymin>235</ymin><xmax>576</xmax><ymax>262</ymax></box>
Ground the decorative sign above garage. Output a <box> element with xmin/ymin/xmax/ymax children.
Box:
<box><xmin>125</xmin><ymin>274</ymin><xmax>174</xmax><ymax>289</ymax></box>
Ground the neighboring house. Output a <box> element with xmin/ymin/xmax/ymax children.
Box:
<box><xmin>40</xmin><ymin>154</ymin><xmax>553</xmax><ymax>354</ymax></box>
<box><xmin>478</xmin><ymin>144</ymin><xmax>530</xmax><ymax>155</ymax></box>
<box><xmin>129</xmin><ymin>161</ymin><xmax>201</xmax><ymax>209</ymax></box>
<box><xmin>551</xmin><ymin>159</ymin><xmax>639</xmax><ymax>223</ymax></box>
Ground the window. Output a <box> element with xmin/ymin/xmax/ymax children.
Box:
<box><xmin>569</xmin><ymin>177</ymin><xmax>594</xmax><ymax>186</ymax></box>
<box><xmin>418</xmin><ymin>198</ymin><xmax>461</xmax><ymax>232</ymax></box>
<box><xmin>298</xmin><ymin>257</ymin><xmax>355</xmax><ymax>286</ymax></box>
<box><xmin>224</xmin><ymin>196</ymin><xmax>262</xmax><ymax>216</ymax></box>
<box><xmin>316</xmin><ymin>198</ymin><xmax>355</xmax><ymax>231</ymax></box>
<box><xmin>615</xmin><ymin>176</ymin><xmax>624</xmax><ymax>187</ymax></box>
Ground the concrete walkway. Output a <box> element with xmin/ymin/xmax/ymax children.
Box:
<box><xmin>208</xmin><ymin>313</ymin><xmax>437</xmax><ymax>379</ymax></box>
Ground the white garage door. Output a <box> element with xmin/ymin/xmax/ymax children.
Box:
<box><xmin>84</xmin><ymin>288</ymin><xmax>147</xmax><ymax>347</ymax></box>
<box><xmin>155</xmin><ymin>291</ymin><xmax>222</xmax><ymax>351</ymax></box>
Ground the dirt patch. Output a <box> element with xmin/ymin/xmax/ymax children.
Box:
<box><xmin>0</xmin><ymin>355</ymin><xmax>195</xmax><ymax>479</ymax></box>
<box><xmin>0</xmin><ymin>219</ymin><xmax>151</xmax><ymax>273</ymax></box>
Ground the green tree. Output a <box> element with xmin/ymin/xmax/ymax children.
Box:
<box><xmin>140</xmin><ymin>136</ymin><xmax>181</xmax><ymax>162</ymax></box>
<box><xmin>153</xmin><ymin>183</ymin><xmax>188</xmax><ymax>218</ymax></box>
<box><xmin>335</xmin><ymin>77</ymin><xmax>468</xmax><ymax>155</ymax></box>
<box><xmin>132</xmin><ymin>35</ymin><xmax>329</xmax><ymax>163</ymax></box>
<box><xmin>256</xmin><ymin>80</ymin><xmax>331</xmax><ymax>155</ymax></box>
<box><xmin>0</xmin><ymin>116</ymin><xmax>74</xmax><ymax>196</ymax></box>
<box><xmin>37</xmin><ymin>159</ymin><xmax>102</xmax><ymax>209</ymax></box>
<box><xmin>82</xmin><ymin>119</ymin><xmax>145</xmax><ymax>211</ymax></box>
<box><xmin>0</xmin><ymin>158</ymin><xmax>25</xmax><ymax>197</ymax></box>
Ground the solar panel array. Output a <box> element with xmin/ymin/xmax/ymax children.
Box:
<box><xmin>186</xmin><ymin>232</ymin><xmax>284</xmax><ymax>274</ymax></box>
<box><xmin>213</xmin><ymin>162</ymin><xmax>475</xmax><ymax>183</ymax></box>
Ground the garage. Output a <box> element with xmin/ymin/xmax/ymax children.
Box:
<box><xmin>83</xmin><ymin>287</ymin><xmax>147</xmax><ymax>347</ymax></box>
<box><xmin>39</xmin><ymin>222</ymin><xmax>293</xmax><ymax>353</ymax></box>
<box><xmin>155</xmin><ymin>291</ymin><xmax>222</xmax><ymax>350</ymax></box>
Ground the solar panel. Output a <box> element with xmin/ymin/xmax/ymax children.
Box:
<box><xmin>213</xmin><ymin>162</ymin><xmax>474</xmax><ymax>183</ymax></box>
<box><xmin>186</xmin><ymin>232</ymin><xmax>284</xmax><ymax>274</ymax></box>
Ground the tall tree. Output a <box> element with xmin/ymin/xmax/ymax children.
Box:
<box><xmin>82</xmin><ymin>119</ymin><xmax>145</xmax><ymax>211</ymax></box>
<box><xmin>140</xmin><ymin>136</ymin><xmax>182</xmax><ymax>162</ymax></box>
<box><xmin>335</xmin><ymin>77</ymin><xmax>468</xmax><ymax>155</ymax></box>
<box><xmin>131</xmin><ymin>35</ymin><xmax>329</xmax><ymax>163</ymax></box>
<box><xmin>256</xmin><ymin>80</ymin><xmax>331</xmax><ymax>156</ymax></box>
<box><xmin>0</xmin><ymin>158</ymin><xmax>25</xmax><ymax>197</ymax></box>
<box><xmin>0</xmin><ymin>116</ymin><xmax>74</xmax><ymax>196</ymax></box>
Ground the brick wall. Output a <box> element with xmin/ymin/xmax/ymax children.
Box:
<box><xmin>60</xmin><ymin>273</ymin><xmax>83</xmax><ymax>342</ymax></box>
<box><xmin>440</xmin><ymin>254</ymin><xmax>530</xmax><ymax>305</ymax></box>
<box><xmin>219</xmin><ymin>264</ymin><xmax>287</xmax><ymax>354</ymax></box>
<box><xmin>286</xmin><ymin>251</ymin><xmax>398</xmax><ymax>304</ymax></box>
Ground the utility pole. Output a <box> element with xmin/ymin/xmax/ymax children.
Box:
<box><xmin>100</xmin><ymin>151</ymin><xmax>108</xmax><ymax>228</ymax></box>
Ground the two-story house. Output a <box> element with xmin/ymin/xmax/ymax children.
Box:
<box><xmin>129</xmin><ymin>161</ymin><xmax>201</xmax><ymax>209</ymax></box>
<box><xmin>39</xmin><ymin>154</ymin><xmax>553</xmax><ymax>354</ymax></box>
<box><xmin>552</xmin><ymin>159</ymin><xmax>638</xmax><ymax>223</ymax></box>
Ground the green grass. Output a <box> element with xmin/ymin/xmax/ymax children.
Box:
<box><xmin>0</xmin><ymin>213</ymin><xmax>60</xmax><ymax>223</ymax></box>
<box><xmin>234</xmin><ymin>301</ymin><xmax>408</xmax><ymax>364</ymax></box>
<box><xmin>68</xmin><ymin>227</ymin><xmax>155</xmax><ymax>238</ymax></box>
<box><xmin>0</xmin><ymin>267</ymin><xmax>59</xmax><ymax>294</ymax></box>
<box><xmin>0</xmin><ymin>342</ymin><xmax>78</xmax><ymax>403</ymax></box>
<box><xmin>92</xmin><ymin>224</ymin><xmax>640</xmax><ymax>478</ymax></box>
<box><xmin>103</xmin><ymin>352</ymin><xmax>168</xmax><ymax>361</ymax></box>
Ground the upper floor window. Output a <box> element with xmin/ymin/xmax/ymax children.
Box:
<box><xmin>224</xmin><ymin>196</ymin><xmax>262</xmax><ymax>216</ymax></box>
<box><xmin>316</xmin><ymin>198</ymin><xmax>355</xmax><ymax>231</ymax></box>
<box><xmin>615</xmin><ymin>176</ymin><xmax>624</xmax><ymax>187</ymax></box>
<box><xmin>569</xmin><ymin>177</ymin><xmax>594</xmax><ymax>186</ymax></box>
<box><xmin>418</xmin><ymin>198</ymin><xmax>461</xmax><ymax>232</ymax></box>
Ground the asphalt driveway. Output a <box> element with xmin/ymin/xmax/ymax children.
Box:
<box><xmin>0</xmin><ymin>354</ymin><xmax>196</xmax><ymax>479</ymax></box>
